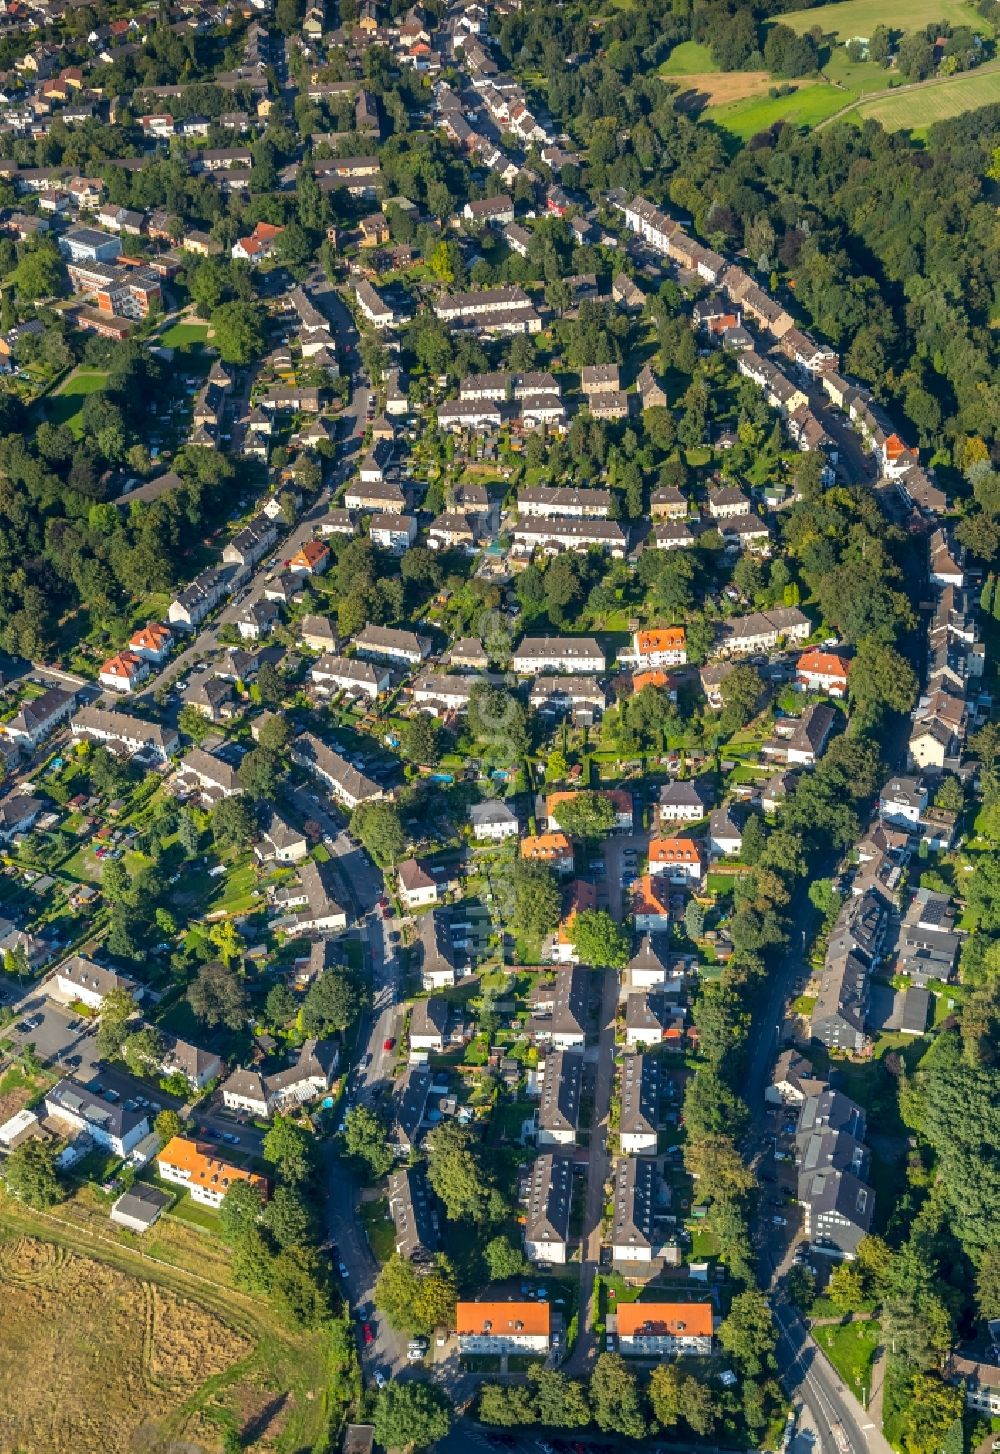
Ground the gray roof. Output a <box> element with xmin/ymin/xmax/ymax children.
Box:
<box><xmin>611</xmin><ymin>1155</ymin><xmax>655</xmax><ymax>1251</ymax></box>
<box><xmin>46</xmin><ymin>1074</ymin><xmax>149</xmax><ymax>1141</ymax></box>
<box><xmin>388</xmin><ymin>1164</ymin><xmax>439</xmax><ymax>1262</ymax></box>
<box><xmin>619</xmin><ymin>1052</ymin><xmax>660</xmax><ymax>1139</ymax></box>
<box><xmin>538</xmin><ymin>1049</ymin><xmax>582</xmax><ymax>1136</ymax></box>
<box><xmin>524</xmin><ymin>1151</ymin><xmax>572</xmax><ymax>1243</ymax></box>
<box><xmin>410</xmin><ymin>995</ymin><xmax>449</xmax><ymax>1041</ymax></box>
<box><xmin>393</xmin><ymin>1065</ymin><xmax>432</xmax><ymax>1147</ymax></box>
<box><xmin>469</xmin><ymin>799</ymin><xmax>517</xmax><ymax>828</ymax></box>
<box><xmin>416</xmin><ymin>910</ymin><xmax>456</xmax><ymax>982</ymax></box>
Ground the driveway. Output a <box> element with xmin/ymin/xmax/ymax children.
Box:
<box><xmin>4</xmin><ymin>988</ymin><xmax>100</xmax><ymax>1077</ymax></box>
<box><xmin>603</xmin><ymin>832</ymin><xmax>649</xmax><ymax>921</ymax></box>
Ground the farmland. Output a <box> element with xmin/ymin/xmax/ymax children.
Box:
<box><xmin>0</xmin><ymin>1233</ymin><xmax>250</xmax><ymax>1454</ymax></box>
<box><xmin>0</xmin><ymin>1191</ymin><xmax>347</xmax><ymax>1454</ymax></box>
<box><xmin>779</xmin><ymin>0</ymin><xmax>993</xmax><ymax>42</ymax></box>
<box><xmin>849</xmin><ymin>63</ymin><xmax>1000</xmax><ymax>131</ymax></box>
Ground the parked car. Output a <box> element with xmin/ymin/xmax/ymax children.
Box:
<box><xmin>383</xmin><ymin>1036</ymin><xmax>395</xmax><ymax>1052</ymax></box>
<box><xmin>362</xmin><ymin>1322</ymin><xmax>374</xmax><ymax>1346</ymax></box>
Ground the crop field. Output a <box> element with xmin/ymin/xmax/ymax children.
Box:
<box><xmin>670</xmin><ymin>70</ymin><xmax>793</xmax><ymax>107</ymax></box>
<box><xmin>0</xmin><ymin>1235</ymin><xmax>250</xmax><ymax>1454</ymax></box>
<box><xmin>780</xmin><ymin>0</ymin><xmax>992</xmax><ymax>41</ymax></box>
<box><xmin>850</xmin><ymin>64</ymin><xmax>1000</xmax><ymax>129</ymax></box>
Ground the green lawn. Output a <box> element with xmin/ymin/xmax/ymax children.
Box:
<box><xmin>813</xmin><ymin>1319</ymin><xmax>880</xmax><ymax>1405</ymax></box>
<box><xmin>659</xmin><ymin>40</ymin><xmax>719</xmax><ymax>75</ymax></box>
<box><xmin>160</xmin><ymin>320</ymin><xmax>209</xmax><ymax>348</ymax></box>
<box><xmin>779</xmin><ymin>0</ymin><xmax>992</xmax><ymax>40</ymax></box>
<box><xmin>45</xmin><ymin>370</ymin><xmax>108</xmax><ymax>435</ymax></box>
<box><xmin>360</xmin><ymin>1197</ymin><xmax>396</xmax><ymax>1264</ymax></box>
<box><xmin>706</xmin><ymin>81</ymin><xmax>850</xmax><ymax>139</ymax></box>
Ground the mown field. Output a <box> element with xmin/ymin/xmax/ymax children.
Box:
<box><xmin>849</xmin><ymin>62</ymin><xmax>1000</xmax><ymax>130</ymax></box>
<box><xmin>704</xmin><ymin>80</ymin><xmax>850</xmax><ymax>138</ymax></box>
<box><xmin>0</xmin><ymin>1193</ymin><xmax>347</xmax><ymax>1454</ymax></box>
<box><xmin>45</xmin><ymin>369</ymin><xmax>108</xmax><ymax>435</ymax></box>
<box><xmin>779</xmin><ymin>0</ymin><xmax>993</xmax><ymax>41</ymax></box>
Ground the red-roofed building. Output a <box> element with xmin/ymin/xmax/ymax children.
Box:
<box><xmin>129</xmin><ymin>621</ymin><xmax>173</xmax><ymax>663</ymax></box>
<box><xmin>796</xmin><ymin>648</ymin><xmax>849</xmax><ymax>698</ymax></box>
<box><xmin>289</xmin><ymin>540</ymin><xmax>330</xmax><ymax>575</ymax></box>
<box><xmin>231</xmin><ymin>220</ymin><xmax>285</xmax><ymax>263</ymax></box>
<box><xmin>99</xmin><ymin>650</ymin><xmax>149</xmax><ymax>694</ymax></box>
<box><xmin>648</xmin><ymin>836</ymin><xmax>703</xmax><ymax>884</ymax></box>
<box><xmin>554</xmin><ymin>879</ymin><xmax>598</xmax><ymax>962</ymax></box>
<box><xmin>881</xmin><ymin>433</ymin><xmax>919</xmax><ymax>480</ymax></box>
<box><xmin>616</xmin><ymin>1301</ymin><xmax>713</xmax><ymax>1356</ymax></box>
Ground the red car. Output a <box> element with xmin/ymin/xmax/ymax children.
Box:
<box><xmin>383</xmin><ymin>1037</ymin><xmax>395</xmax><ymax>1052</ymax></box>
<box><xmin>363</xmin><ymin>1322</ymin><xmax>374</xmax><ymax>1346</ymax></box>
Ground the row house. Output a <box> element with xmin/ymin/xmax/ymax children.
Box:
<box><xmin>71</xmin><ymin>705</ymin><xmax>177</xmax><ymax>761</ymax></box>
<box><xmin>529</xmin><ymin>675</ymin><xmax>607</xmax><ymax>726</ymax></box>
<box><xmin>716</xmin><ymin>606</ymin><xmax>811</xmax><ymax>657</ymax></box>
<box><xmin>310</xmin><ymin>653</ymin><xmax>390</xmax><ymax>700</ymax></box>
<box><xmin>811</xmin><ymin>891</ymin><xmax>890</xmax><ymax>1054</ymax></box>
<box><xmin>292</xmin><ymin>732</ymin><xmax>385</xmax><ymax>809</ymax></box>
<box><xmin>168</xmin><ymin>566</ymin><xmax>232</xmax><ymax>629</ymax></box>
<box><xmin>517</xmin><ymin>485</ymin><xmax>610</xmax><ymax>519</ymax></box>
<box><xmin>511</xmin><ymin>635</ymin><xmax>605</xmax><ymax>676</ymax></box>
<box><xmin>511</xmin><ymin>516</ymin><xmax>626</xmax><ymax>559</ymax></box>
<box><xmin>616</xmin><ymin>1302</ymin><xmax>713</xmax><ymax>1358</ymax></box>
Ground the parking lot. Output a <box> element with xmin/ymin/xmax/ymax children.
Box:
<box><xmin>4</xmin><ymin>990</ymin><xmax>101</xmax><ymax>1077</ymax></box>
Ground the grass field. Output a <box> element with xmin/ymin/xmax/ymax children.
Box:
<box><xmin>849</xmin><ymin>63</ymin><xmax>1000</xmax><ymax>130</ymax></box>
<box><xmin>780</xmin><ymin>0</ymin><xmax>992</xmax><ymax>41</ymax></box>
<box><xmin>813</xmin><ymin>1318</ymin><xmax>880</xmax><ymax>1405</ymax></box>
<box><xmin>659</xmin><ymin>40</ymin><xmax>719</xmax><ymax>75</ymax></box>
<box><xmin>0</xmin><ymin>1233</ymin><xmax>250</xmax><ymax>1453</ymax></box>
<box><xmin>705</xmin><ymin>80</ymin><xmax>852</xmax><ymax>137</ymax></box>
<box><xmin>161</xmin><ymin>320</ymin><xmax>209</xmax><ymax>348</ymax></box>
<box><xmin>0</xmin><ymin>1190</ymin><xmax>347</xmax><ymax>1453</ymax></box>
<box><xmin>45</xmin><ymin>369</ymin><xmax>108</xmax><ymax>435</ymax></box>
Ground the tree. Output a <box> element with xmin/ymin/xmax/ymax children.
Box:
<box><xmin>898</xmin><ymin>1374</ymin><xmax>963</xmax><ymax>1454</ymax></box>
<box><xmin>719</xmin><ymin>1289</ymin><xmax>776</xmax><ymax>1374</ymax></box>
<box><xmin>263</xmin><ymin>1115</ymin><xmax>313</xmax><ymax>1184</ymax></box>
<box><xmin>648</xmin><ymin>1362</ymin><xmax>683</xmax><ymax>1429</ymax></box>
<box><xmin>256</xmin><ymin>713</ymin><xmax>291</xmax><ymax>754</ymax></box>
<box><xmin>95</xmin><ymin>987</ymin><xmax>139</xmax><ymax>1060</ymax></box>
<box><xmin>122</xmin><ymin>1026</ymin><xmax>163</xmax><ymax>1077</ymax></box>
<box><xmin>400</xmin><ymin>714</ymin><xmax>441</xmax><ymax>767</ymax></box>
<box><xmin>848</xmin><ymin>640</ymin><xmax>918</xmax><ymax>726</ymax></box>
<box><xmin>684</xmin><ymin>1133</ymin><xmax>755</xmax><ymax>1203</ymax></box>
<box><xmin>684</xmin><ymin>898</ymin><xmax>705</xmax><ymax>941</ymax></box>
<box><xmin>13</xmin><ymin>240</ymin><xmax>62</xmax><ymax>300</ymax></box>
<box><xmin>350</xmin><ymin>800</ymin><xmax>405</xmax><ymax>867</ymax></box>
<box><xmin>178</xmin><ymin>808</ymin><xmax>201</xmax><ymax>857</ymax></box>
<box><xmin>155</xmin><ymin>1109</ymin><xmax>184</xmax><ymax>1142</ymax></box>
<box><xmin>828</xmin><ymin>1261</ymin><xmax>867</xmax><ymax>1312</ymax></box>
<box><xmin>374</xmin><ymin>1381</ymin><xmax>453</xmax><ymax>1452</ymax></box>
<box><xmin>512</xmin><ymin>859</ymin><xmax>561</xmax><ymax>942</ymax></box>
<box><xmin>302</xmin><ymin>967</ymin><xmax>365</xmax><ymax>1037</ymax></box>
<box><xmin>219</xmin><ymin>1180</ymin><xmax>265</xmax><ymax>1241</ymax></box>
<box><xmin>212</xmin><ymin>795</ymin><xmax>256</xmax><ymax>849</ymax></box>
<box><xmin>570</xmin><ymin>908</ymin><xmax>631</xmax><ymax>970</ymax></box>
<box><xmin>531</xmin><ymin>1367</ymin><xmax>591</xmax><ymax>1428</ymax></box>
<box><xmin>552</xmin><ymin>791</ymin><xmax>616</xmax><ymax>839</ymax></box>
<box><xmin>589</xmin><ymin>1353</ymin><xmax>646</xmax><ymax>1439</ymax></box>
<box><xmin>342</xmin><ymin>1104</ymin><xmax>394</xmax><ymax>1179</ymax></box>
<box><xmin>719</xmin><ymin>664</ymin><xmax>764</xmax><ymax>734</ymax></box>
<box><xmin>375</xmin><ymin>1252</ymin><xmax>458</xmax><ymax>1336</ymax></box>
<box><xmin>426</xmin><ymin>1120</ymin><xmax>494</xmax><ymax>1222</ymax></box>
<box><xmin>210</xmin><ymin>301</ymin><xmax>266</xmax><ymax>364</ymax></box>
<box><xmin>238</xmin><ymin>748</ymin><xmax>281</xmax><ymax>800</ymax></box>
<box><xmin>262</xmin><ymin>1183</ymin><xmax>314</xmax><ymax>1249</ymax></box>
<box><xmin>484</xmin><ymin>1233</ymin><xmax>529</xmax><ymax>1281</ymax></box>
<box><xmin>4</xmin><ymin>1138</ymin><xmax>61</xmax><ymax>1207</ymax></box>
<box><xmin>265</xmin><ymin>983</ymin><xmax>298</xmax><ymax>1027</ymax></box>
<box><xmin>187</xmin><ymin>960</ymin><xmax>249</xmax><ymax>1031</ymax></box>
<box><xmin>478</xmin><ymin>1384</ymin><xmax>537</xmax><ymax>1426</ymax></box>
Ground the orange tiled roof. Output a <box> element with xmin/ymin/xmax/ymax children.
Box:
<box><xmin>158</xmin><ymin>1136</ymin><xmax>270</xmax><ymax>1199</ymax></box>
<box><xmin>521</xmin><ymin>832</ymin><xmax>571</xmax><ymax>860</ymax></box>
<box><xmin>617</xmin><ymin>1302</ymin><xmax>712</xmax><ymax>1337</ymax></box>
<box><xmin>101</xmin><ymin>650</ymin><xmax>143</xmax><ymax>677</ymax></box>
<box><xmin>632</xmin><ymin>873</ymin><xmax>671</xmax><ymax>918</ymax></box>
<box><xmin>455</xmin><ymin>1301</ymin><xmax>551</xmax><ymax>1337</ymax></box>
<box><xmin>632</xmin><ymin>670</ymin><xmax>672</xmax><ymax>692</ymax></box>
<box><xmin>130</xmin><ymin>622</ymin><xmax>171</xmax><ymax>651</ymax></box>
<box><xmin>291</xmin><ymin>540</ymin><xmax>329</xmax><ymax>568</ymax></box>
<box><xmin>649</xmin><ymin>837</ymin><xmax>701</xmax><ymax>864</ymax></box>
<box><xmin>797</xmin><ymin>650</ymin><xmax>849</xmax><ymax>680</ymax></box>
<box><xmin>636</xmin><ymin>627</ymin><xmax>686</xmax><ymax>653</ymax></box>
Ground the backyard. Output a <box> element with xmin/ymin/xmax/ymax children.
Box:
<box><xmin>44</xmin><ymin>369</ymin><xmax>108</xmax><ymax>435</ymax></box>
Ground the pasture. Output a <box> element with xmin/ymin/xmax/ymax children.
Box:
<box><xmin>850</xmin><ymin>63</ymin><xmax>1000</xmax><ymax>130</ymax></box>
<box><xmin>705</xmin><ymin>80</ymin><xmax>849</xmax><ymax>138</ymax></box>
<box><xmin>779</xmin><ymin>0</ymin><xmax>993</xmax><ymax>42</ymax></box>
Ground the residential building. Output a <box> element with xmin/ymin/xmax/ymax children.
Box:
<box><xmin>648</xmin><ymin>837</ymin><xmax>703</xmax><ymax>884</ymax></box>
<box><xmin>222</xmin><ymin>1039</ymin><xmax>339</xmax><ymax>1118</ymax></box>
<box><xmin>456</xmin><ymin>1301</ymin><xmax>551</xmax><ymax>1354</ymax></box>
<box><xmin>390</xmin><ymin>1065</ymin><xmax>433</xmax><ymax>1155</ymax></box>
<box><xmin>537</xmin><ymin>1049</ymin><xmax>582</xmax><ymax>1147</ymax></box>
<box><xmin>529</xmin><ymin>676</ymin><xmax>607</xmax><ymax>726</ymax></box>
<box><xmin>354</xmin><ymin>624</ymin><xmax>431</xmax><ymax>666</ymax></box>
<box><xmin>55</xmin><ymin>954</ymin><xmax>136</xmax><ymax>1009</ymax></box>
<box><xmin>630</xmin><ymin>627</ymin><xmax>687</xmax><ymax>669</ymax></box>
<box><xmin>521</xmin><ymin>832</ymin><xmax>574</xmax><ymax>875</ymax></box>
<box><xmin>619</xmin><ymin>1052</ymin><xmax>661</xmax><ymax>1155</ymax></box>
<box><xmin>310</xmin><ymin>654</ymin><xmax>390</xmax><ymax>700</ymax></box>
<box><xmin>159</xmin><ymin>1034</ymin><xmax>223</xmax><ymax>1090</ymax></box>
<box><xmin>409</xmin><ymin>995</ymin><xmax>449</xmax><ymax>1056</ymax></box>
<box><xmin>469</xmin><ymin>800</ymin><xmax>519</xmax><ymax>842</ymax></box>
<box><xmin>5</xmin><ymin>684</ymin><xmax>76</xmax><ymax>749</ymax></box>
<box><xmin>45</xmin><ymin>1075</ymin><xmax>149</xmax><ymax>1157</ymax></box>
<box><xmin>387</xmin><ymin>1164</ymin><xmax>439</xmax><ymax>1262</ymax></box>
<box><xmin>397</xmin><ymin>858</ymin><xmax>442</xmax><ymax>911</ymax></box>
<box><xmin>523</xmin><ymin>1152</ymin><xmax>573</xmax><ymax>1263</ymax></box>
<box><xmin>292</xmin><ymin>733</ymin><xmax>384</xmax><ymax>810</ymax></box>
<box><xmin>796</xmin><ymin>649</ymin><xmax>850</xmax><ymax>698</ymax></box>
<box><xmin>610</xmin><ymin>1154</ymin><xmax>656</xmax><ymax>1262</ymax></box>
<box><xmin>657</xmin><ymin>779</ymin><xmax>710</xmax><ymax>825</ymax></box>
<box><xmin>528</xmin><ymin>966</ymin><xmax>589</xmax><ymax>1048</ymax></box>
<box><xmin>616</xmin><ymin>1302</ymin><xmax>713</xmax><ymax>1357</ymax></box>
<box><xmin>511</xmin><ymin>636</ymin><xmax>605</xmax><ymax>675</ymax></box>
<box><xmin>415</xmin><ymin>910</ymin><xmax>457</xmax><ymax>990</ymax></box>
<box><xmin>157</xmin><ymin>1136</ymin><xmax>270</xmax><ymax>1209</ymax></box>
